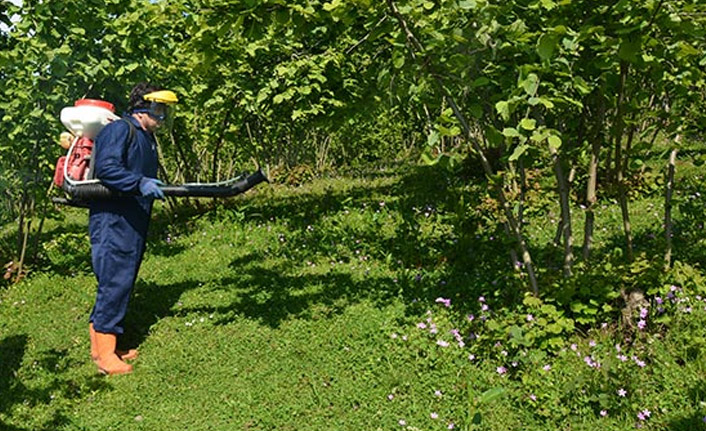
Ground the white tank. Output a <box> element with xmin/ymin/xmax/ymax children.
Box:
<box><xmin>60</xmin><ymin>99</ymin><xmax>119</xmax><ymax>139</ymax></box>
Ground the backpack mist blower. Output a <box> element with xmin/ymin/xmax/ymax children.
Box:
<box><xmin>52</xmin><ymin>99</ymin><xmax>268</xmax><ymax>207</ymax></box>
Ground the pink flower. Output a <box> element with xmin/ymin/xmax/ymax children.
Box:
<box><xmin>417</xmin><ymin>322</ymin><xmax>427</xmax><ymax>329</ymax></box>
<box><xmin>529</xmin><ymin>394</ymin><xmax>537</xmax><ymax>401</ymax></box>
<box><xmin>447</xmin><ymin>423</ymin><xmax>455</xmax><ymax>429</ymax></box>
<box><xmin>600</xmin><ymin>410</ymin><xmax>608</xmax><ymax>417</ymax></box>
<box><xmin>526</xmin><ymin>314</ymin><xmax>534</xmax><ymax>321</ymax></box>
<box><xmin>435</xmin><ymin>297</ymin><xmax>451</xmax><ymax>307</ymax></box>
<box><xmin>542</xmin><ymin>364</ymin><xmax>551</xmax><ymax>371</ymax></box>
<box><xmin>481</xmin><ymin>304</ymin><xmax>489</xmax><ymax>312</ymax></box>
<box><xmin>496</xmin><ymin>366</ymin><xmax>507</xmax><ymax>375</ymax></box>
<box><xmin>437</xmin><ymin>340</ymin><xmax>450</xmax><ymax>348</ymax></box>
<box><xmin>434</xmin><ymin>390</ymin><xmax>442</xmax><ymax>397</ymax></box>
<box><xmin>388</xmin><ymin>394</ymin><xmax>394</xmax><ymax>400</ymax></box>
<box><xmin>637</xmin><ymin>319</ymin><xmax>647</xmax><ymax>330</ymax></box>
<box><xmin>478</xmin><ymin>296</ymin><xmax>486</xmax><ymax>302</ymax></box>
<box><xmin>398</xmin><ymin>419</ymin><xmax>407</xmax><ymax>426</ymax></box>
<box><xmin>617</xmin><ymin>388</ymin><xmax>627</xmax><ymax>397</ymax></box>
<box><xmin>430</xmin><ymin>412</ymin><xmax>439</xmax><ymax>420</ymax></box>
<box><xmin>468</xmin><ymin>354</ymin><xmax>476</xmax><ymax>361</ymax></box>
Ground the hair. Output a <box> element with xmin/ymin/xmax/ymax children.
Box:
<box><xmin>127</xmin><ymin>82</ymin><xmax>162</xmax><ymax>112</ymax></box>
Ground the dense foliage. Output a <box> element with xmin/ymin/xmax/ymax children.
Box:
<box><xmin>1</xmin><ymin>0</ymin><xmax>705</xmax><ymax>295</ymax></box>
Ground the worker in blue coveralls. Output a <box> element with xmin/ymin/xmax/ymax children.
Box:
<box><xmin>88</xmin><ymin>82</ymin><xmax>178</xmax><ymax>375</ymax></box>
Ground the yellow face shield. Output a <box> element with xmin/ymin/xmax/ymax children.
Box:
<box><xmin>140</xmin><ymin>90</ymin><xmax>179</xmax><ymax>123</ymax></box>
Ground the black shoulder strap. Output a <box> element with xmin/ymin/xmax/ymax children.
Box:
<box><xmin>122</xmin><ymin>118</ymin><xmax>137</xmax><ymax>151</ymax></box>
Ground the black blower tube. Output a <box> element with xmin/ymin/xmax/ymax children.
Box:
<box><xmin>62</xmin><ymin>169</ymin><xmax>268</xmax><ymax>201</ymax></box>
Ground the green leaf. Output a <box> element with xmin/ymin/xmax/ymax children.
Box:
<box><xmin>618</xmin><ymin>36</ymin><xmax>641</xmax><ymax>63</ymax></box>
<box><xmin>322</xmin><ymin>0</ymin><xmax>341</xmax><ymax>11</ymax></box>
<box><xmin>495</xmin><ymin>101</ymin><xmax>510</xmax><ymax>122</ymax></box>
<box><xmin>472</xmin><ymin>77</ymin><xmax>490</xmax><ymax>88</ymax></box>
<box><xmin>70</xmin><ymin>27</ymin><xmax>86</xmax><ymax>36</ymax></box>
<box><xmin>421</xmin><ymin>152</ymin><xmax>439</xmax><ymax>166</ymax></box>
<box><xmin>548</xmin><ymin>135</ymin><xmax>562</xmax><ymax>150</ymax></box>
<box><xmin>540</xmin><ymin>0</ymin><xmax>556</xmax><ymax>10</ymax></box>
<box><xmin>521</xmin><ymin>73</ymin><xmax>539</xmax><ymax>96</ymax></box>
<box><xmin>478</xmin><ymin>387</ymin><xmax>506</xmax><ymax>404</ymax></box>
<box><xmin>502</xmin><ymin>127</ymin><xmax>521</xmax><ymax>138</ymax></box>
<box><xmin>509</xmin><ymin>144</ymin><xmax>528</xmax><ymax>161</ymax></box>
<box><xmin>546</xmin><ymin>323</ymin><xmax>563</xmax><ymax>334</ymax></box>
<box><xmin>469</xmin><ymin>104</ymin><xmax>483</xmax><ymax>119</ymax></box>
<box><xmin>427</xmin><ymin>130</ymin><xmax>440</xmax><ymax>147</ymax></box>
<box><xmin>537</xmin><ymin>33</ymin><xmax>557</xmax><ymax>61</ymax></box>
<box><xmin>523</xmin><ymin>296</ymin><xmax>542</xmax><ymax>307</ymax></box>
<box><xmin>520</xmin><ymin>118</ymin><xmax>536</xmax><ymax>131</ymax></box>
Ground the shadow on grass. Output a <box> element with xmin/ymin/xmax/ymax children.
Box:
<box><xmin>0</xmin><ymin>334</ymin><xmax>108</xmax><ymax>431</ymax></box>
<box><xmin>668</xmin><ymin>414</ymin><xmax>706</xmax><ymax>431</ymax></box>
<box><xmin>120</xmin><ymin>278</ymin><xmax>202</xmax><ymax>350</ymax></box>
<box><xmin>128</xmin><ymin>163</ymin><xmax>706</xmax><ymax>333</ymax></box>
<box><xmin>198</xmin><ymin>264</ymin><xmax>401</xmax><ymax>328</ymax></box>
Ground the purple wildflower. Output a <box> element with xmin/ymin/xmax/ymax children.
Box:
<box><xmin>435</xmin><ymin>297</ymin><xmax>451</xmax><ymax>308</ymax></box>
<box><xmin>496</xmin><ymin>366</ymin><xmax>507</xmax><ymax>375</ymax></box>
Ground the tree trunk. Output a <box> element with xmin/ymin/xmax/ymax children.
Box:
<box><xmin>664</xmin><ymin>146</ymin><xmax>678</xmax><ymax>270</ymax></box>
<box><xmin>386</xmin><ymin>0</ymin><xmax>539</xmax><ymax>295</ymax></box>
<box><xmin>583</xmin><ymin>89</ymin><xmax>605</xmax><ymax>262</ymax></box>
<box><xmin>551</xmin><ymin>146</ymin><xmax>573</xmax><ymax>277</ymax></box>
<box><xmin>613</xmin><ymin>61</ymin><xmax>634</xmax><ymax>261</ymax></box>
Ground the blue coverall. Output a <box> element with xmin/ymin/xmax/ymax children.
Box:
<box><xmin>89</xmin><ymin>116</ymin><xmax>159</xmax><ymax>334</ymax></box>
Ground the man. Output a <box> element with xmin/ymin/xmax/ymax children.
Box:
<box><xmin>88</xmin><ymin>82</ymin><xmax>178</xmax><ymax>375</ymax></box>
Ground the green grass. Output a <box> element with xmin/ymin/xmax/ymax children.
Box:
<box><xmin>2</xmin><ymin>164</ymin><xmax>706</xmax><ymax>430</ymax></box>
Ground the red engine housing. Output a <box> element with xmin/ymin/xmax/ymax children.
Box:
<box><xmin>54</xmin><ymin>99</ymin><xmax>115</xmax><ymax>188</ymax></box>
<box><xmin>53</xmin><ymin>137</ymin><xmax>94</xmax><ymax>188</ymax></box>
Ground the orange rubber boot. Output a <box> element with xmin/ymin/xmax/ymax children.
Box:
<box><xmin>90</xmin><ymin>323</ymin><xmax>138</xmax><ymax>362</ymax></box>
<box><xmin>94</xmin><ymin>331</ymin><xmax>133</xmax><ymax>375</ymax></box>
<box><xmin>89</xmin><ymin>323</ymin><xmax>99</xmax><ymax>363</ymax></box>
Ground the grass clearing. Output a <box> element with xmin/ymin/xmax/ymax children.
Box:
<box><xmin>2</xmin><ymin>164</ymin><xmax>706</xmax><ymax>430</ymax></box>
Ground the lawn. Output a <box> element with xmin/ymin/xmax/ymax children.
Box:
<box><xmin>1</xmin><ymin>163</ymin><xmax>706</xmax><ymax>430</ymax></box>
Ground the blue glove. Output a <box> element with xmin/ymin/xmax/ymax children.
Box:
<box><xmin>139</xmin><ymin>177</ymin><xmax>165</xmax><ymax>199</ymax></box>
